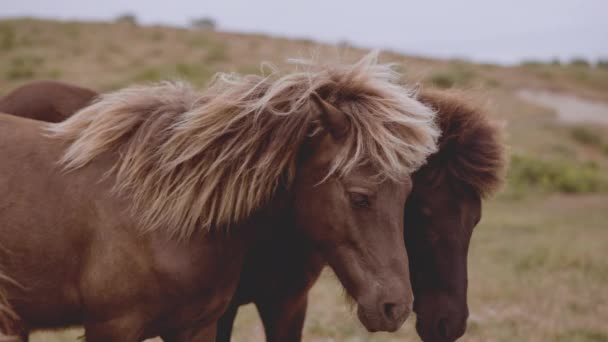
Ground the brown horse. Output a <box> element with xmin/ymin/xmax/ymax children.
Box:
<box><xmin>0</xmin><ymin>55</ymin><xmax>440</xmax><ymax>341</ymax></box>
<box><xmin>213</xmin><ymin>90</ymin><xmax>505</xmax><ymax>342</ymax></box>
<box><xmin>0</xmin><ymin>81</ymin><xmax>505</xmax><ymax>341</ymax></box>
<box><xmin>0</xmin><ymin>80</ymin><xmax>97</xmax><ymax>122</ymax></box>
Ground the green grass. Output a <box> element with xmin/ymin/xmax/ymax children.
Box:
<box><xmin>508</xmin><ymin>154</ymin><xmax>608</xmax><ymax>194</ymax></box>
<box><xmin>427</xmin><ymin>64</ymin><xmax>477</xmax><ymax>89</ymax></box>
<box><xmin>5</xmin><ymin>54</ymin><xmax>43</xmax><ymax>80</ymax></box>
<box><xmin>0</xmin><ymin>22</ymin><xmax>16</xmax><ymax>50</ymax></box>
<box><xmin>569</xmin><ymin>126</ymin><xmax>608</xmax><ymax>156</ymax></box>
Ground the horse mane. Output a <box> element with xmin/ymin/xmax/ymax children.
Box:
<box><xmin>0</xmin><ymin>271</ymin><xmax>18</xmax><ymax>339</ymax></box>
<box><xmin>48</xmin><ymin>53</ymin><xmax>439</xmax><ymax>238</ymax></box>
<box><xmin>416</xmin><ymin>89</ymin><xmax>506</xmax><ymax>198</ymax></box>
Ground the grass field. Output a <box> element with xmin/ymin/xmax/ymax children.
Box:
<box><xmin>1</xmin><ymin>18</ymin><xmax>607</xmax><ymax>342</ymax></box>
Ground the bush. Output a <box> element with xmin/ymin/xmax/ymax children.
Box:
<box><xmin>427</xmin><ymin>67</ymin><xmax>475</xmax><ymax>89</ymax></box>
<box><xmin>520</xmin><ymin>60</ymin><xmax>545</xmax><ymax>67</ymax></box>
<box><xmin>191</xmin><ymin>17</ymin><xmax>216</xmax><ymax>31</ymax></box>
<box><xmin>570</xmin><ymin>126</ymin><xmax>602</xmax><ymax>146</ymax></box>
<box><xmin>0</xmin><ymin>23</ymin><xmax>16</xmax><ymax>50</ymax></box>
<box><xmin>509</xmin><ymin>154</ymin><xmax>607</xmax><ymax>194</ymax></box>
<box><xmin>570</xmin><ymin>57</ymin><xmax>590</xmax><ymax>67</ymax></box>
<box><xmin>6</xmin><ymin>55</ymin><xmax>43</xmax><ymax>80</ymax></box>
<box><xmin>116</xmin><ymin>13</ymin><xmax>138</xmax><ymax>25</ymax></box>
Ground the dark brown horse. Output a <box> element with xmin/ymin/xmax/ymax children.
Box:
<box><xmin>0</xmin><ymin>80</ymin><xmax>505</xmax><ymax>341</ymax></box>
<box><xmin>0</xmin><ymin>56</ymin><xmax>440</xmax><ymax>341</ymax></box>
<box><xmin>0</xmin><ymin>80</ymin><xmax>97</xmax><ymax>122</ymax></box>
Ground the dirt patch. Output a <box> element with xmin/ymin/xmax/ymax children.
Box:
<box><xmin>517</xmin><ymin>89</ymin><xmax>608</xmax><ymax>125</ymax></box>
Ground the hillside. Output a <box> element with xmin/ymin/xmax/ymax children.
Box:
<box><xmin>1</xmin><ymin>18</ymin><xmax>607</xmax><ymax>342</ymax></box>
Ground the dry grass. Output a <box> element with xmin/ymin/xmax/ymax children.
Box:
<box><xmin>2</xmin><ymin>18</ymin><xmax>607</xmax><ymax>342</ymax></box>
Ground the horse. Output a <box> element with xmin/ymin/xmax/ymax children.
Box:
<box><xmin>405</xmin><ymin>90</ymin><xmax>505</xmax><ymax>341</ymax></box>
<box><xmin>0</xmin><ymin>81</ymin><xmax>506</xmax><ymax>341</ymax></box>
<box><xmin>212</xmin><ymin>89</ymin><xmax>505</xmax><ymax>342</ymax></box>
<box><xmin>0</xmin><ymin>80</ymin><xmax>97</xmax><ymax>123</ymax></box>
<box><xmin>0</xmin><ymin>54</ymin><xmax>440</xmax><ymax>341</ymax></box>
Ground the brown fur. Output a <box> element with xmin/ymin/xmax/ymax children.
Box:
<box><xmin>0</xmin><ymin>80</ymin><xmax>96</xmax><ymax>123</ymax></box>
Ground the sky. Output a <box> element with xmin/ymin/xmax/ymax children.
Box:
<box><xmin>1</xmin><ymin>0</ymin><xmax>606</xmax><ymax>65</ymax></box>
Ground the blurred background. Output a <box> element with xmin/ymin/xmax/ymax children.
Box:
<box><xmin>1</xmin><ymin>1</ymin><xmax>607</xmax><ymax>341</ymax></box>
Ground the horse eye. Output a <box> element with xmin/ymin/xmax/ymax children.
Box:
<box><xmin>349</xmin><ymin>192</ymin><xmax>371</xmax><ymax>208</ymax></box>
<box><xmin>421</xmin><ymin>206</ymin><xmax>433</xmax><ymax>217</ymax></box>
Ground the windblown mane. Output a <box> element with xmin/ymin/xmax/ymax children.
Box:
<box><xmin>48</xmin><ymin>53</ymin><xmax>439</xmax><ymax>238</ymax></box>
<box><xmin>416</xmin><ymin>89</ymin><xmax>506</xmax><ymax>198</ymax></box>
<box><xmin>0</xmin><ymin>271</ymin><xmax>18</xmax><ymax>340</ymax></box>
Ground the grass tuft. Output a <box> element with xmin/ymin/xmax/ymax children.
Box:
<box><xmin>508</xmin><ymin>154</ymin><xmax>608</xmax><ymax>194</ymax></box>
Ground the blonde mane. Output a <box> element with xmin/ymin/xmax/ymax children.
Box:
<box><xmin>48</xmin><ymin>53</ymin><xmax>439</xmax><ymax>238</ymax></box>
<box><xmin>0</xmin><ymin>269</ymin><xmax>18</xmax><ymax>340</ymax></box>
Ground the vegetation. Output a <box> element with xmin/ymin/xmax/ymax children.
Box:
<box><xmin>427</xmin><ymin>63</ymin><xmax>477</xmax><ymax>89</ymax></box>
<box><xmin>509</xmin><ymin>154</ymin><xmax>607</xmax><ymax>194</ymax></box>
<box><xmin>0</xmin><ymin>22</ymin><xmax>16</xmax><ymax>50</ymax></box>
<box><xmin>190</xmin><ymin>17</ymin><xmax>216</xmax><ymax>31</ymax></box>
<box><xmin>569</xmin><ymin>57</ymin><xmax>591</xmax><ymax>68</ymax></box>
<box><xmin>115</xmin><ymin>13</ymin><xmax>137</xmax><ymax>25</ymax></box>
<box><xmin>570</xmin><ymin>126</ymin><xmax>608</xmax><ymax>156</ymax></box>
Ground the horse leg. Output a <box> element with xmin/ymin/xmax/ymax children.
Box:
<box><xmin>161</xmin><ymin>324</ymin><xmax>217</xmax><ymax>342</ymax></box>
<box><xmin>0</xmin><ymin>332</ymin><xmax>27</xmax><ymax>342</ymax></box>
<box><xmin>215</xmin><ymin>302</ymin><xmax>239</xmax><ymax>342</ymax></box>
<box><xmin>84</xmin><ymin>319</ymin><xmax>143</xmax><ymax>342</ymax></box>
<box><xmin>256</xmin><ymin>294</ymin><xmax>308</xmax><ymax>342</ymax></box>
<box><xmin>0</xmin><ymin>314</ymin><xmax>28</xmax><ymax>342</ymax></box>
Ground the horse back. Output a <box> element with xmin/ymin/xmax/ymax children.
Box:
<box><xmin>0</xmin><ymin>80</ymin><xmax>97</xmax><ymax>122</ymax></box>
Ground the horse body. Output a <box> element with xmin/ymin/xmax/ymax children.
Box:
<box><xmin>215</xmin><ymin>89</ymin><xmax>506</xmax><ymax>342</ymax></box>
<box><xmin>0</xmin><ymin>114</ymin><xmax>249</xmax><ymax>340</ymax></box>
<box><xmin>0</xmin><ymin>80</ymin><xmax>96</xmax><ymax>123</ymax></box>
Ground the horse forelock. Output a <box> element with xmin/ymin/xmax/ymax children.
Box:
<box><xmin>417</xmin><ymin>89</ymin><xmax>507</xmax><ymax>198</ymax></box>
<box><xmin>47</xmin><ymin>52</ymin><xmax>439</xmax><ymax>238</ymax></box>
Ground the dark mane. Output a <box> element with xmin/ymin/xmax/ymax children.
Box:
<box><xmin>416</xmin><ymin>89</ymin><xmax>507</xmax><ymax>198</ymax></box>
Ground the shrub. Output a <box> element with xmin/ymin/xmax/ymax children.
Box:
<box><xmin>0</xmin><ymin>23</ymin><xmax>16</xmax><ymax>50</ymax></box>
<box><xmin>132</xmin><ymin>67</ymin><xmax>163</xmax><ymax>82</ymax></box>
<box><xmin>570</xmin><ymin>126</ymin><xmax>602</xmax><ymax>146</ymax></box>
<box><xmin>520</xmin><ymin>59</ymin><xmax>545</xmax><ymax>67</ymax></box>
<box><xmin>6</xmin><ymin>55</ymin><xmax>43</xmax><ymax>80</ymax></box>
<box><xmin>191</xmin><ymin>17</ymin><xmax>216</xmax><ymax>31</ymax></box>
<box><xmin>116</xmin><ymin>13</ymin><xmax>138</xmax><ymax>25</ymax></box>
<box><xmin>429</xmin><ymin>73</ymin><xmax>455</xmax><ymax>88</ymax></box>
<box><xmin>205</xmin><ymin>43</ymin><xmax>227</xmax><ymax>63</ymax></box>
<box><xmin>427</xmin><ymin>66</ymin><xmax>475</xmax><ymax>89</ymax></box>
<box><xmin>508</xmin><ymin>154</ymin><xmax>607</xmax><ymax>194</ymax></box>
<box><xmin>570</xmin><ymin>57</ymin><xmax>590</xmax><ymax>67</ymax></box>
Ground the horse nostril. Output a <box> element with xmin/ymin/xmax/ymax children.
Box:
<box><xmin>383</xmin><ymin>303</ymin><xmax>396</xmax><ymax>319</ymax></box>
<box><xmin>438</xmin><ymin>318</ymin><xmax>450</xmax><ymax>339</ymax></box>
<box><xmin>383</xmin><ymin>302</ymin><xmax>408</xmax><ymax>322</ymax></box>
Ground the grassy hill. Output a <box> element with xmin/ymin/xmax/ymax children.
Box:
<box><xmin>1</xmin><ymin>18</ymin><xmax>607</xmax><ymax>342</ymax></box>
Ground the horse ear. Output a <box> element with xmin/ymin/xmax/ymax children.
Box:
<box><xmin>310</xmin><ymin>92</ymin><xmax>349</xmax><ymax>140</ymax></box>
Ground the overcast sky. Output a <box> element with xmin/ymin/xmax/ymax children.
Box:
<box><xmin>1</xmin><ymin>0</ymin><xmax>606</xmax><ymax>64</ymax></box>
